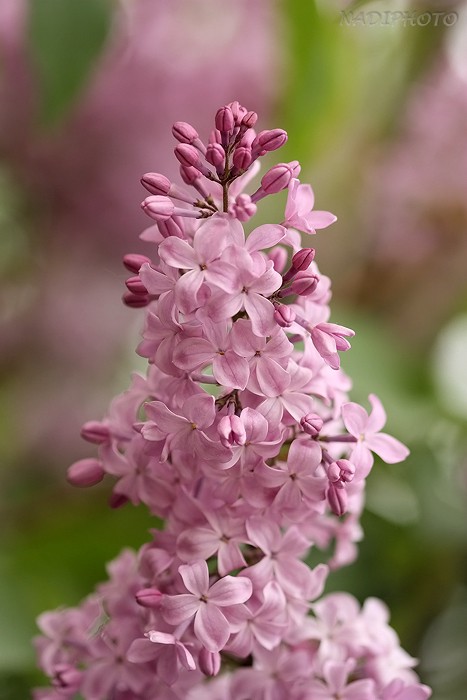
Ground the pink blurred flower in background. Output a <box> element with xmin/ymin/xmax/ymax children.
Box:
<box><xmin>0</xmin><ymin>0</ymin><xmax>281</xmax><ymax>465</ymax></box>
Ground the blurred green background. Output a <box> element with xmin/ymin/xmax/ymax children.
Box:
<box><xmin>1</xmin><ymin>0</ymin><xmax>466</xmax><ymax>697</ymax></box>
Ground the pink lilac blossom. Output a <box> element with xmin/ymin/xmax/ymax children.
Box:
<box><xmin>34</xmin><ymin>103</ymin><xmax>430</xmax><ymax>699</ymax></box>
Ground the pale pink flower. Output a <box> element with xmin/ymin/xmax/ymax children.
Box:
<box><xmin>127</xmin><ymin>630</ymin><xmax>196</xmax><ymax>686</ymax></box>
<box><xmin>305</xmin><ymin>659</ymin><xmax>375</xmax><ymax>700</ymax></box>
<box><xmin>161</xmin><ymin>561</ymin><xmax>252</xmax><ymax>652</ymax></box>
<box><xmin>283</xmin><ymin>178</ymin><xmax>337</xmax><ymax>234</ymax></box>
<box><xmin>142</xmin><ymin>393</ymin><xmax>230</xmax><ymax>463</ymax></box>
<box><xmin>342</xmin><ymin>394</ymin><xmax>410</xmax><ymax>476</ymax></box>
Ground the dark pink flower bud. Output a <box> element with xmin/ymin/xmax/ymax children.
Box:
<box><xmin>215</xmin><ymin>106</ymin><xmax>234</xmax><ymax>134</ymax></box>
<box><xmin>122</xmin><ymin>291</ymin><xmax>151</xmax><ymax>308</ymax></box>
<box><xmin>179</xmin><ymin>164</ymin><xmax>199</xmax><ymax>185</ymax></box>
<box><xmin>218</xmin><ymin>415</ymin><xmax>246</xmax><ymax>448</ymax></box>
<box><xmin>125</xmin><ymin>276</ymin><xmax>148</xmax><ymax>295</ymax></box>
<box><xmin>283</xmin><ymin>248</ymin><xmax>316</xmax><ymax>283</ymax></box>
<box><xmin>80</xmin><ymin>421</ymin><xmax>110</xmax><ymax>444</ymax></box>
<box><xmin>274</xmin><ymin>304</ymin><xmax>296</xmax><ymax>328</ymax></box>
<box><xmin>141</xmin><ymin>172</ymin><xmax>171</xmax><ymax>195</ymax></box>
<box><xmin>172</xmin><ymin>121</ymin><xmax>199</xmax><ymax>144</ymax></box>
<box><xmin>300</xmin><ymin>413</ymin><xmax>324</xmax><ymax>437</ymax></box>
<box><xmin>206</xmin><ymin>142</ymin><xmax>225</xmax><ymax>168</ymax></box>
<box><xmin>174</xmin><ymin>143</ymin><xmax>202</xmax><ymax>168</ymax></box>
<box><xmin>254</xmin><ymin>128</ymin><xmax>288</xmax><ymax>152</ymax></box>
<box><xmin>233</xmin><ymin>145</ymin><xmax>252</xmax><ymax>171</ymax></box>
<box><xmin>123</xmin><ymin>253</ymin><xmax>152</xmax><ymax>274</ymax></box>
<box><xmin>67</xmin><ymin>458</ymin><xmax>105</xmax><ymax>487</ymax></box>
<box><xmin>288</xmin><ymin>159</ymin><xmax>301</xmax><ymax>177</ymax></box>
<box><xmin>290</xmin><ymin>270</ymin><xmax>320</xmax><ymax>296</ymax></box>
<box><xmin>292</xmin><ymin>248</ymin><xmax>315</xmax><ymax>272</ymax></box>
<box><xmin>157</xmin><ymin>216</ymin><xmax>186</xmax><ymax>239</ymax></box>
<box><xmin>261</xmin><ymin>163</ymin><xmax>293</xmax><ymax>195</ymax></box>
<box><xmin>334</xmin><ymin>459</ymin><xmax>356</xmax><ymax>483</ymax></box>
<box><xmin>135</xmin><ymin>587</ymin><xmax>163</xmax><ymax>608</ymax></box>
<box><xmin>242</xmin><ymin>110</ymin><xmax>258</xmax><ymax>128</ymax></box>
<box><xmin>141</xmin><ymin>195</ymin><xmax>175</xmax><ymax>221</ymax></box>
<box><xmin>199</xmin><ymin>648</ymin><xmax>221</xmax><ymax>677</ymax></box>
<box><xmin>109</xmin><ymin>491</ymin><xmax>129</xmax><ymax>509</ymax></box>
<box><xmin>327</xmin><ymin>481</ymin><xmax>347</xmax><ymax>517</ymax></box>
<box><xmin>228</xmin><ymin>100</ymin><xmax>247</xmax><ymax>125</ymax></box>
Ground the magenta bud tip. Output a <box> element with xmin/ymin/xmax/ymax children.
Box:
<box><xmin>300</xmin><ymin>413</ymin><xmax>324</xmax><ymax>437</ymax></box>
<box><xmin>67</xmin><ymin>458</ymin><xmax>104</xmax><ymax>487</ymax></box>
<box><xmin>135</xmin><ymin>587</ymin><xmax>163</xmax><ymax>608</ymax></box>
<box><xmin>80</xmin><ymin>421</ymin><xmax>110</xmax><ymax>444</ymax></box>
<box><xmin>109</xmin><ymin>491</ymin><xmax>129</xmax><ymax>509</ymax></box>
<box><xmin>125</xmin><ymin>276</ymin><xmax>148</xmax><ymax>295</ymax></box>
<box><xmin>292</xmin><ymin>248</ymin><xmax>315</xmax><ymax>272</ymax></box>
<box><xmin>273</xmin><ymin>304</ymin><xmax>296</xmax><ymax>328</ymax></box>
<box><xmin>172</xmin><ymin>121</ymin><xmax>199</xmax><ymax>144</ymax></box>
<box><xmin>141</xmin><ymin>172</ymin><xmax>171</xmax><ymax>196</ymax></box>
<box><xmin>215</xmin><ymin>106</ymin><xmax>235</xmax><ymax>134</ymax></box>
<box><xmin>122</xmin><ymin>292</ymin><xmax>150</xmax><ymax>308</ymax></box>
<box><xmin>123</xmin><ymin>253</ymin><xmax>152</xmax><ymax>274</ymax></box>
<box><xmin>174</xmin><ymin>143</ymin><xmax>201</xmax><ymax>169</ymax></box>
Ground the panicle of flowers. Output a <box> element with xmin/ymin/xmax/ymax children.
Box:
<box><xmin>34</xmin><ymin>101</ymin><xmax>430</xmax><ymax>700</ymax></box>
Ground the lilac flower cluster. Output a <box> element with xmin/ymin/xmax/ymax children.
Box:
<box><xmin>34</xmin><ymin>102</ymin><xmax>431</xmax><ymax>699</ymax></box>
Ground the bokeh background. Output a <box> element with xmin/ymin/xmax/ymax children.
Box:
<box><xmin>1</xmin><ymin>0</ymin><xmax>466</xmax><ymax>697</ymax></box>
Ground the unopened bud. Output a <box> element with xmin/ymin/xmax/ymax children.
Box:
<box><xmin>290</xmin><ymin>271</ymin><xmax>319</xmax><ymax>296</ymax></box>
<box><xmin>206</xmin><ymin>142</ymin><xmax>225</xmax><ymax>169</ymax></box>
<box><xmin>254</xmin><ymin>128</ymin><xmax>288</xmax><ymax>153</ymax></box>
<box><xmin>274</xmin><ymin>304</ymin><xmax>296</xmax><ymax>328</ymax></box>
<box><xmin>80</xmin><ymin>421</ymin><xmax>110</xmax><ymax>444</ymax></box>
<box><xmin>300</xmin><ymin>413</ymin><xmax>323</xmax><ymax>437</ymax></box>
<box><xmin>199</xmin><ymin>648</ymin><xmax>221</xmax><ymax>677</ymax></box>
<box><xmin>179</xmin><ymin>164</ymin><xmax>199</xmax><ymax>185</ymax></box>
<box><xmin>109</xmin><ymin>491</ymin><xmax>129</xmax><ymax>509</ymax></box>
<box><xmin>231</xmin><ymin>194</ymin><xmax>256</xmax><ymax>222</ymax></box>
<box><xmin>125</xmin><ymin>276</ymin><xmax>148</xmax><ymax>295</ymax></box>
<box><xmin>135</xmin><ymin>587</ymin><xmax>163</xmax><ymax>608</ymax></box>
<box><xmin>67</xmin><ymin>458</ymin><xmax>104</xmax><ymax>487</ymax></box>
<box><xmin>174</xmin><ymin>143</ymin><xmax>202</xmax><ymax>169</ymax></box>
<box><xmin>123</xmin><ymin>291</ymin><xmax>151</xmax><ymax>308</ymax></box>
<box><xmin>333</xmin><ymin>459</ymin><xmax>355</xmax><ymax>484</ymax></box>
<box><xmin>157</xmin><ymin>216</ymin><xmax>186</xmax><ymax>239</ymax></box>
<box><xmin>327</xmin><ymin>481</ymin><xmax>347</xmax><ymax>517</ymax></box>
<box><xmin>288</xmin><ymin>159</ymin><xmax>301</xmax><ymax>177</ymax></box>
<box><xmin>261</xmin><ymin>163</ymin><xmax>293</xmax><ymax>195</ymax></box>
<box><xmin>218</xmin><ymin>415</ymin><xmax>246</xmax><ymax>448</ymax></box>
<box><xmin>123</xmin><ymin>253</ymin><xmax>152</xmax><ymax>274</ymax></box>
<box><xmin>141</xmin><ymin>195</ymin><xmax>175</xmax><ymax>222</ymax></box>
<box><xmin>228</xmin><ymin>100</ymin><xmax>247</xmax><ymax>125</ymax></box>
<box><xmin>233</xmin><ymin>146</ymin><xmax>252</xmax><ymax>171</ymax></box>
<box><xmin>292</xmin><ymin>248</ymin><xmax>315</xmax><ymax>272</ymax></box>
<box><xmin>215</xmin><ymin>106</ymin><xmax>235</xmax><ymax>134</ymax></box>
<box><xmin>141</xmin><ymin>172</ymin><xmax>171</xmax><ymax>196</ymax></box>
<box><xmin>242</xmin><ymin>111</ymin><xmax>258</xmax><ymax>128</ymax></box>
<box><xmin>172</xmin><ymin>121</ymin><xmax>199</xmax><ymax>144</ymax></box>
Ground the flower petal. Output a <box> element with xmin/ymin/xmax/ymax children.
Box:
<box><xmin>179</xmin><ymin>560</ymin><xmax>209</xmax><ymax>596</ymax></box>
<box><xmin>194</xmin><ymin>603</ymin><xmax>230</xmax><ymax>652</ymax></box>
<box><xmin>208</xmin><ymin>575</ymin><xmax>252</xmax><ymax>606</ymax></box>
<box><xmin>159</xmin><ymin>237</ymin><xmax>197</xmax><ymax>269</ymax></box>
<box><xmin>213</xmin><ymin>351</ymin><xmax>249</xmax><ymax>390</ymax></box>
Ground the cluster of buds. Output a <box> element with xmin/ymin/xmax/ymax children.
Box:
<box><xmin>34</xmin><ymin>104</ymin><xmax>431</xmax><ymax>700</ymax></box>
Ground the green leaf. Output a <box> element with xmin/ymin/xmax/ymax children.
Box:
<box><xmin>28</xmin><ymin>0</ymin><xmax>112</xmax><ymax>127</ymax></box>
